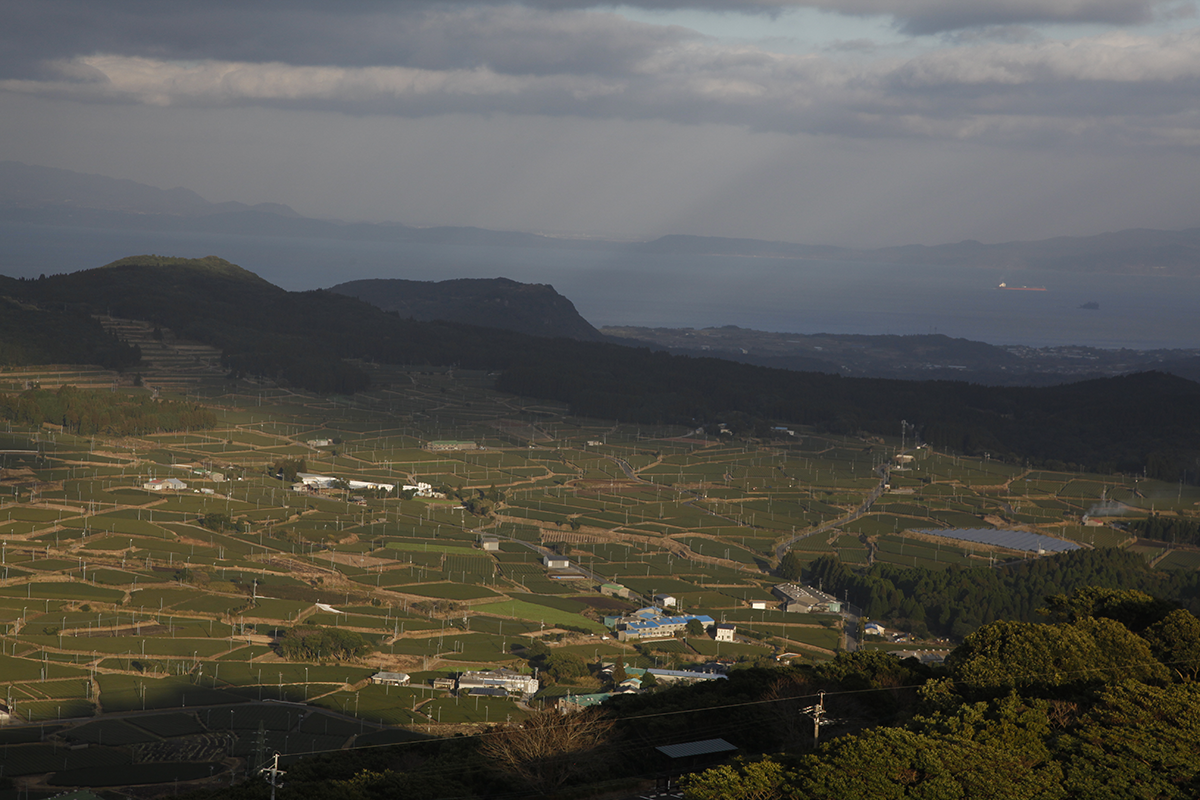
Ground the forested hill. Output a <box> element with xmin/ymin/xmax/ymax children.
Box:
<box><xmin>328</xmin><ymin>276</ymin><xmax>605</xmax><ymax>341</ymax></box>
<box><xmin>5</xmin><ymin>255</ymin><xmax>1200</xmax><ymax>480</ymax></box>
<box><xmin>0</xmin><ymin>294</ymin><xmax>140</xmax><ymax>370</ymax></box>
<box><xmin>804</xmin><ymin>547</ymin><xmax>1200</xmax><ymax>639</ymax></box>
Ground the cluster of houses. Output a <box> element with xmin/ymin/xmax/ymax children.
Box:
<box><xmin>363</xmin><ymin>579</ymin><xmax>850</xmax><ymax>719</ymax></box>
<box><xmin>367</xmin><ymin>582</ymin><xmax>845</xmax><ymax>718</ymax></box>
<box><xmin>600</xmin><ymin>580</ymin><xmax>842</xmax><ymax>618</ymax></box>
<box><xmin>143</xmin><ymin>465</ymin><xmax>233</xmax><ymax>493</ymax></box>
<box><xmin>863</xmin><ymin>621</ymin><xmax>930</xmax><ymax>650</ymax></box>
<box><xmin>290</xmin><ymin>472</ymin><xmax>442</xmax><ymax>498</ymax></box>
<box><xmin>377</xmin><ymin>663</ymin><xmax>738</xmax><ymax>709</ymax></box>
<box><xmin>375</xmin><ymin>668</ymin><xmax>540</xmax><ymax>698</ymax></box>
<box><xmin>293</xmin><ymin>472</ymin><xmax>397</xmax><ymax>492</ymax></box>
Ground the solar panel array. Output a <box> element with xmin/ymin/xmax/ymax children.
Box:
<box><xmin>914</xmin><ymin>528</ymin><xmax>1080</xmax><ymax>553</ymax></box>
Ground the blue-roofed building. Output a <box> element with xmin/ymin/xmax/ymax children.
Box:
<box><xmin>616</xmin><ymin>613</ymin><xmax>715</xmax><ymax>641</ymax></box>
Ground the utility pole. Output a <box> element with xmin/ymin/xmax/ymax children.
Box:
<box><xmin>802</xmin><ymin>691</ymin><xmax>826</xmax><ymax>746</ymax></box>
<box><xmin>260</xmin><ymin>752</ymin><xmax>285</xmax><ymax>800</ymax></box>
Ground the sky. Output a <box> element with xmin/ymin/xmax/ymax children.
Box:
<box><xmin>2</xmin><ymin>0</ymin><xmax>1200</xmax><ymax>247</ymax></box>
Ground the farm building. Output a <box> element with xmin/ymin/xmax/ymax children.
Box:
<box><xmin>346</xmin><ymin>479</ymin><xmax>394</xmax><ymax>492</ymax></box>
<box><xmin>559</xmin><ymin>692</ymin><xmax>611</xmax><ymax>713</ymax></box>
<box><xmin>654</xmin><ymin>593</ymin><xmax>677</xmax><ymax>608</ymax></box>
<box><xmin>647</xmin><ymin>668</ymin><xmax>727</xmax><ymax>685</ymax></box>
<box><xmin>543</xmin><ymin>556</ymin><xmax>570</xmax><ymax>570</ymax></box>
<box><xmin>456</xmin><ymin>669</ymin><xmax>539</xmax><ymax>697</ymax></box>
<box><xmin>890</xmin><ymin>650</ymin><xmax>948</xmax><ymax>665</ymax></box>
<box><xmin>773</xmin><ymin>583</ymin><xmax>842</xmax><ymax>614</ymax></box>
<box><xmin>479</xmin><ymin>536</ymin><xmax>501</xmax><ymax>551</ymax></box>
<box><xmin>655</xmin><ymin>738</ymin><xmax>739</xmax><ymax>793</ymax></box>
<box><xmin>370</xmin><ymin>671</ymin><xmax>410</xmax><ymax>686</ymax></box>
<box><xmin>143</xmin><ymin>478</ymin><xmax>187</xmax><ymax>491</ymax></box>
<box><xmin>713</xmin><ymin>624</ymin><xmax>736</xmax><ymax>642</ymax></box>
<box><xmin>426</xmin><ymin>440</ymin><xmax>478</xmax><ymax>452</ymax></box>
<box><xmin>295</xmin><ymin>473</ymin><xmax>338</xmax><ymax>489</ymax></box>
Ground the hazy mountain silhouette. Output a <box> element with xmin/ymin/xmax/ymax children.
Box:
<box><xmin>4</xmin><ymin>160</ymin><xmax>1200</xmax><ymax>274</ymax></box>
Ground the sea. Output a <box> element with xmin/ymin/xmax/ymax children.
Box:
<box><xmin>3</xmin><ymin>222</ymin><xmax>1198</xmax><ymax>351</ymax></box>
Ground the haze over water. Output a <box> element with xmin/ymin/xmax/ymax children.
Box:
<box><xmin>4</xmin><ymin>222</ymin><xmax>1198</xmax><ymax>350</ymax></box>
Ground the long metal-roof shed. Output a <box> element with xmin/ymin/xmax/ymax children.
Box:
<box><xmin>656</xmin><ymin>739</ymin><xmax>738</xmax><ymax>759</ymax></box>
<box><xmin>914</xmin><ymin>528</ymin><xmax>1080</xmax><ymax>553</ymax></box>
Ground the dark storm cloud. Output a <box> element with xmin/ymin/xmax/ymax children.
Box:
<box><xmin>11</xmin><ymin>26</ymin><xmax>1199</xmax><ymax>149</ymax></box>
<box><xmin>0</xmin><ymin>2</ymin><xmax>695</xmax><ymax>79</ymax></box>
<box><xmin>3</xmin><ymin>1</ymin><xmax>1200</xmax><ymax>150</ymax></box>
<box><xmin>0</xmin><ymin>0</ymin><xmax>1182</xmax><ymax>82</ymax></box>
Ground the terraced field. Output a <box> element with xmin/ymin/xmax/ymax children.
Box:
<box><xmin>0</xmin><ymin>344</ymin><xmax>1195</xmax><ymax>790</ymax></box>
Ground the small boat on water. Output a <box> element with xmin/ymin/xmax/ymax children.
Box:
<box><xmin>997</xmin><ymin>282</ymin><xmax>1047</xmax><ymax>291</ymax></box>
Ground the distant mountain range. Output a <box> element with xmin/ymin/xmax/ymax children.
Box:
<box><xmin>0</xmin><ymin>161</ymin><xmax>599</xmax><ymax>250</ymax></box>
<box><xmin>3</xmin><ymin>160</ymin><xmax>1200</xmax><ymax>275</ymax></box>
<box><xmin>0</xmin><ymin>160</ymin><xmax>299</xmax><ymax>219</ymax></box>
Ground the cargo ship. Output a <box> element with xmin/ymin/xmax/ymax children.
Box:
<box><xmin>997</xmin><ymin>282</ymin><xmax>1047</xmax><ymax>291</ymax></box>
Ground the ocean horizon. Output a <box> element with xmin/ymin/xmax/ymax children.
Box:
<box><xmin>2</xmin><ymin>222</ymin><xmax>1197</xmax><ymax>351</ymax></box>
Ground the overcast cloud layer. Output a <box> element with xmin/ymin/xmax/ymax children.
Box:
<box><xmin>1</xmin><ymin>0</ymin><xmax>1199</xmax><ymax>245</ymax></box>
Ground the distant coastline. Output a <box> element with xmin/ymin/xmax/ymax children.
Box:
<box><xmin>4</xmin><ymin>222</ymin><xmax>1200</xmax><ymax>350</ymax></box>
